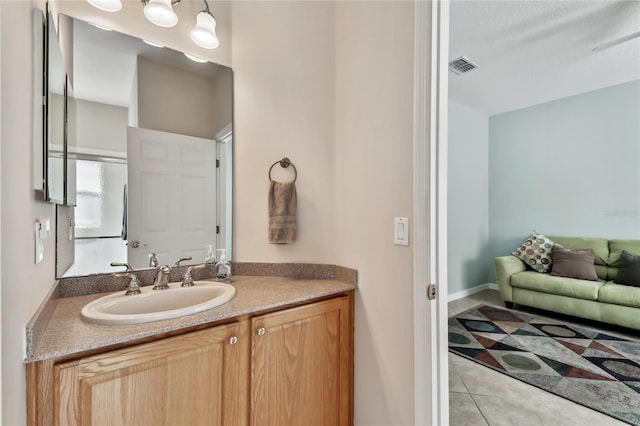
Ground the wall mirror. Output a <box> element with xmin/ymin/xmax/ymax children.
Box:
<box><xmin>56</xmin><ymin>14</ymin><xmax>233</xmax><ymax>278</ymax></box>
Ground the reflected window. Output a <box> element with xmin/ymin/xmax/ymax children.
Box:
<box><xmin>75</xmin><ymin>160</ymin><xmax>104</xmax><ymax>231</ymax></box>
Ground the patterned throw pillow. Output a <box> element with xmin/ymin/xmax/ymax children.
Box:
<box><xmin>512</xmin><ymin>231</ymin><xmax>556</xmax><ymax>273</ymax></box>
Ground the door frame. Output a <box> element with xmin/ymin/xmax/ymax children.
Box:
<box><xmin>413</xmin><ymin>1</ymin><xmax>449</xmax><ymax>424</ymax></box>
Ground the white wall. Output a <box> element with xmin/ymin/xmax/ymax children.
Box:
<box><xmin>335</xmin><ymin>2</ymin><xmax>415</xmax><ymax>424</ymax></box>
<box><xmin>447</xmin><ymin>101</ymin><xmax>489</xmax><ymax>295</ymax></box>
<box><xmin>1</xmin><ymin>2</ymin><xmax>57</xmax><ymax>424</ymax></box>
<box><xmin>489</xmin><ymin>80</ymin><xmax>640</xmax><ymax>272</ymax></box>
<box><xmin>232</xmin><ymin>1</ymin><xmax>337</xmax><ymax>263</ymax></box>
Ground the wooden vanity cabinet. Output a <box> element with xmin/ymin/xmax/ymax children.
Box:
<box><xmin>28</xmin><ymin>294</ymin><xmax>353</xmax><ymax>426</ymax></box>
<box><xmin>251</xmin><ymin>296</ymin><xmax>352</xmax><ymax>426</ymax></box>
<box><xmin>51</xmin><ymin>322</ymin><xmax>248</xmax><ymax>426</ymax></box>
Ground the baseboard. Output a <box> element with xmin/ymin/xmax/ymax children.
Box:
<box><xmin>448</xmin><ymin>283</ymin><xmax>499</xmax><ymax>302</ymax></box>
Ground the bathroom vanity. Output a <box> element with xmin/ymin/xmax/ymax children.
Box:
<box><xmin>26</xmin><ymin>271</ymin><xmax>355</xmax><ymax>426</ymax></box>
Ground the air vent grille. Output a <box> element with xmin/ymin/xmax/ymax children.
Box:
<box><xmin>448</xmin><ymin>56</ymin><xmax>478</xmax><ymax>75</ymax></box>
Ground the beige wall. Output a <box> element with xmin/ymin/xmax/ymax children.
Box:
<box><xmin>233</xmin><ymin>1</ymin><xmax>416</xmax><ymax>423</ymax></box>
<box><xmin>231</xmin><ymin>1</ymin><xmax>337</xmax><ymax>263</ymax></box>
<box><xmin>1</xmin><ymin>1</ymin><xmax>420</xmax><ymax>424</ymax></box>
<box><xmin>335</xmin><ymin>2</ymin><xmax>415</xmax><ymax>424</ymax></box>
<box><xmin>74</xmin><ymin>98</ymin><xmax>128</xmax><ymax>153</ymax></box>
<box><xmin>212</xmin><ymin>65</ymin><xmax>233</xmax><ymax>137</ymax></box>
<box><xmin>137</xmin><ymin>56</ymin><xmax>216</xmax><ymax>139</ymax></box>
<box><xmin>1</xmin><ymin>2</ymin><xmax>57</xmax><ymax>424</ymax></box>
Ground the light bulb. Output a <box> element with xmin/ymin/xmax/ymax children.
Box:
<box><xmin>86</xmin><ymin>0</ymin><xmax>122</xmax><ymax>12</ymax></box>
<box><xmin>144</xmin><ymin>0</ymin><xmax>178</xmax><ymax>28</ymax></box>
<box><xmin>190</xmin><ymin>11</ymin><xmax>219</xmax><ymax>49</ymax></box>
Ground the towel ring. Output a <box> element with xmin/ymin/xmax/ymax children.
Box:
<box><xmin>269</xmin><ymin>157</ymin><xmax>297</xmax><ymax>182</ymax></box>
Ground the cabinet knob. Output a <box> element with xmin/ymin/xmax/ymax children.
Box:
<box><xmin>257</xmin><ymin>327</ymin><xmax>266</xmax><ymax>336</ymax></box>
<box><xmin>229</xmin><ymin>336</ymin><xmax>238</xmax><ymax>345</ymax></box>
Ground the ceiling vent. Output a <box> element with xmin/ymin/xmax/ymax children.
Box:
<box><xmin>448</xmin><ymin>56</ymin><xmax>478</xmax><ymax>75</ymax></box>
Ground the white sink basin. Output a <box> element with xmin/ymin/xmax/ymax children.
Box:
<box><xmin>81</xmin><ymin>281</ymin><xmax>236</xmax><ymax>325</ymax></box>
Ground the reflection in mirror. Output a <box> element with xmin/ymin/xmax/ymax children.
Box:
<box><xmin>58</xmin><ymin>15</ymin><xmax>233</xmax><ymax>278</ymax></box>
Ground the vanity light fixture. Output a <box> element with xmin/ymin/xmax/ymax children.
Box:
<box><xmin>87</xmin><ymin>0</ymin><xmax>122</xmax><ymax>12</ymax></box>
<box><xmin>88</xmin><ymin>22</ymin><xmax>113</xmax><ymax>31</ymax></box>
<box><xmin>189</xmin><ymin>1</ymin><xmax>219</xmax><ymax>49</ymax></box>
<box><xmin>143</xmin><ymin>0</ymin><xmax>178</xmax><ymax>28</ymax></box>
<box><xmin>86</xmin><ymin>0</ymin><xmax>220</xmax><ymax>49</ymax></box>
<box><xmin>184</xmin><ymin>52</ymin><xmax>208</xmax><ymax>63</ymax></box>
<box><xmin>143</xmin><ymin>39</ymin><xmax>165</xmax><ymax>48</ymax></box>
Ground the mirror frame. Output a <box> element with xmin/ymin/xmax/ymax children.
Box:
<box><xmin>39</xmin><ymin>8</ymin><xmax>75</xmax><ymax>206</ymax></box>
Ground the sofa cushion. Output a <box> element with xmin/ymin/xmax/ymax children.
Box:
<box><xmin>550</xmin><ymin>245</ymin><xmax>599</xmax><ymax>281</ymax></box>
<box><xmin>511</xmin><ymin>271</ymin><xmax>603</xmax><ymax>301</ymax></box>
<box><xmin>608</xmin><ymin>240</ymin><xmax>640</xmax><ymax>268</ymax></box>
<box><xmin>615</xmin><ymin>250</ymin><xmax>640</xmax><ymax>287</ymax></box>
<box><xmin>512</xmin><ymin>231</ymin><xmax>556</xmax><ymax>272</ymax></box>
<box><xmin>598</xmin><ymin>282</ymin><xmax>640</xmax><ymax>309</ymax></box>
<box><xmin>548</xmin><ymin>236</ymin><xmax>609</xmax><ymax>280</ymax></box>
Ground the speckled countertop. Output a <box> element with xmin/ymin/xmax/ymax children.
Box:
<box><xmin>26</xmin><ymin>274</ymin><xmax>356</xmax><ymax>363</ymax></box>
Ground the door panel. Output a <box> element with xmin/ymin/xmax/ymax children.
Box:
<box><xmin>127</xmin><ymin>127</ymin><xmax>216</xmax><ymax>267</ymax></box>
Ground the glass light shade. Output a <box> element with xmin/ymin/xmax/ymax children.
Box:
<box><xmin>190</xmin><ymin>12</ymin><xmax>219</xmax><ymax>49</ymax></box>
<box><xmin>86</xmin><ymin>0</ymin><xmax>122</xmax><ymax>12</ymax></box>
<box><xmin>184</xmin><ymin>52</ymin><xmax>208</xmax><ymax>63</ymax></box>
<box><xmin>143</xmin><ymin>39</ymin><xmax>164</xmax><ymax>48</ymax></box>
<box><xmin>144</xmin><ymin>0</ymin><xmax>178</xmax><ymax>28</ymax></box>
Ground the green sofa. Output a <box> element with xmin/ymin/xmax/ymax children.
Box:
<box><xmin>494</xmin><ymin>236</ymin><xmax>640</xmax><ymax>330</ymax></box>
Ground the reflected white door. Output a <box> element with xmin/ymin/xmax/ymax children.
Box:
<box><xmin>127</xmin><ymin>127</ymin><xmax>216</xmax><ymax>267</ymax></box>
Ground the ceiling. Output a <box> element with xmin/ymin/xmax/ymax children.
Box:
<box><xmin>449</xmin><ymin>0</ymin><xmax>640</xmax><ymax>116</ymax></box>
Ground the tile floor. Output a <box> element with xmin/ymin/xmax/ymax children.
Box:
<box><xmin>448</xmin><ymin>289</ymin><xmax>630</xmax><ymax>426</ymax></box>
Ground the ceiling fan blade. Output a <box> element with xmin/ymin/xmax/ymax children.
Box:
<box><xmin>593</xmin><ymin>30</ymin><xmax>640</xmax><ymax>52</ymax></box>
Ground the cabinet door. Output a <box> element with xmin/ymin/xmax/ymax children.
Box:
<box><xmin>251</xmin><ymin>296</ymin><xmax>353</xmax><ymax>426</ymax></box>
<box><xmin>54</xmin><ymin>323</ymin><xmax>247</xmax><ymax>426</ymax></box>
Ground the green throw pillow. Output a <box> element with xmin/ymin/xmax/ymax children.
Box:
<box><xmin>512</xmin><ymin>231</ymin><xmax>556</xmax><ymax>273</ymax></box>
<box><xmin>616</xmin><ymin>250</ymin><xmax>640</xmax><ymax>287</ymax></box>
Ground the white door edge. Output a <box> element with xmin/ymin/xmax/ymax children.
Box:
<box><xmin>413</xmin><ymin>0</ymin><xmax>449</xmax><ymax>425</ymax></box>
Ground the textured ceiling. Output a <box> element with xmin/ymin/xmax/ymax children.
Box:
<box><xmin>449</xmin><ymin>0</ymin><xmax>640</xmax><ymax>116</ymax></box>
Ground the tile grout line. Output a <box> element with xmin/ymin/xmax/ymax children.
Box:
<box><xmin>468</xmin><ymin>392</ymin><xmax>491</xmax><ymax>426</ymax></box>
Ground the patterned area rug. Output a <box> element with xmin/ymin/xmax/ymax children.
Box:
<box><xmin>449</xmin><ymin>305</ymin><xmax>640</xmax><ymax>425</ymax></box>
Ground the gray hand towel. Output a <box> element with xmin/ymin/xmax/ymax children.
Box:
<box><xmin>268</xmin><ymin>181</ymin><xmax>297</xmax><ymax>244</ymax></box>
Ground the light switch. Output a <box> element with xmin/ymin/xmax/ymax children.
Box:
<box><xmin>394</xmin><ymin>217</ymin><xmax>409</xmax><ymax>246</ymax></box>
<box><xmin>35</xmin><ymin>222</ymin><xmax>44</xmax><ymax>264</ymax></box>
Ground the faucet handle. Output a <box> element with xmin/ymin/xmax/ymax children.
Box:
<box><xmin>110</xmin><ymin>263</ymin><xmax>142</xmax><ymax>296</ymax></box>
<box><xmin>124</xmin><ymin>274</ymin><xmax>142</xmax><ymax>296</ymax></box>
<box><xmin>111</xmin><ymin>262</ymin><xmax>135</xmax><ymax>272</ymax></box>
<box><xmin>172</xmin><ymin>256</ymin><xmax>193</xmax><ymax>267</ymax></box>
<box><xmin>148</xmin><ymin>253</ymin><xmax>160</xmax><ymax>268</ymax></box>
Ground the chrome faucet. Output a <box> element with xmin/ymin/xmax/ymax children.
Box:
<box><xmin>111</xmin><ymin>262</ymin><xmax>142</xmax><ymax>296</ymax></box>
<box><xmin>153</xmin><ymin>265</ymin><xmax>171</xmax><ymax>290</ymax></box>
<box><xmin>181</xmin><ymin>264</ymin><xmax>207</xmax><ymax>287</ymax></box>
<box><xmin>148</xmin><ymin>253</ymin><xmax>159</xmax><ymax>268</ymax></box>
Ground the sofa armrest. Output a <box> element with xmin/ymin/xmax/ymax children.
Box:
<box><xmin>494</xmin><ymin>256</ymin><xmax>526</xmax><ymax>302</ymax></box>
